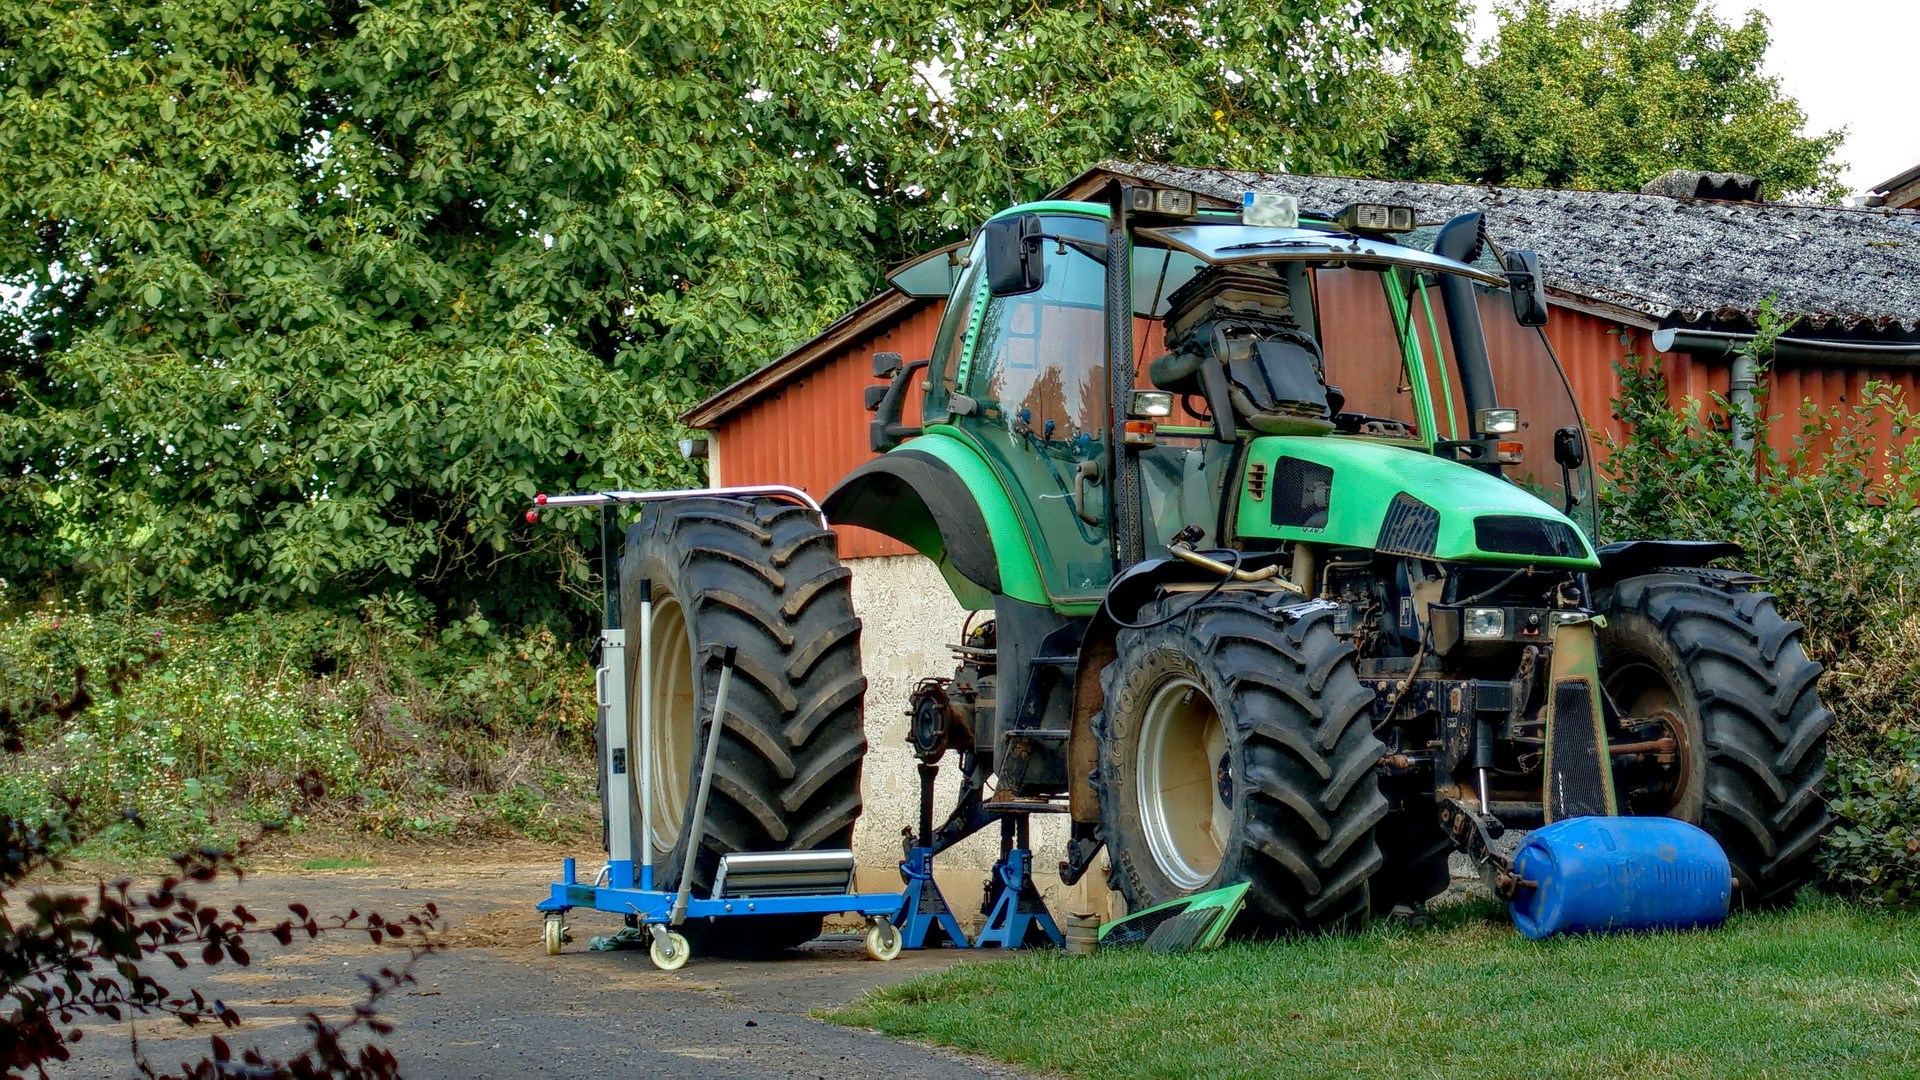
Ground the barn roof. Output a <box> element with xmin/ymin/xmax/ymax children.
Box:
<box><xmin>1873</xmin><ymin>162</ymin><xmax>1920</xmax><ymax>200</ymax></box>
<box><xmin>1067</xmin><ymin>162</ymin><xmax>1920</xmax><ymax>339</ymax></box>
<box><xmin>685</xmin><ymin>162</ymin><xmax>1920</xmax><ymax>427</ymax></box>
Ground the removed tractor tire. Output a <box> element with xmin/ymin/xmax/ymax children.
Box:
<box><xmin>1096</xmin><ymin>596</ymin><xmax>1388</xmax><ymax>933</ymax></box>
<box><xmin>617</xmin><ymin>496</ymin><xmax>868</xmax><ymax>954</ymax></box>
<box><xmin>1596</xmin><ymin>570</ymin><xmax>1833</xmax><ymax>908</ymax></box>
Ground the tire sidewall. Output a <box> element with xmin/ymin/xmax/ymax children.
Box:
<box><xmin>621</xmin><ymin>531</ymin><xmax>707</xmax><ymax>891</ymax></box>
<box><xmin>1098</xmin><ymin>628</ymin><xmax>1251</xmax><ymax>907</ymax></box>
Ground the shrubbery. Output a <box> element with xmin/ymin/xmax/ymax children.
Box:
<box><xmin>0</xmin><ymin>599</ymin><xmax>596</xmax><ymax>856</ymax></box>
<box><xmin>1600</xmin><ymin>327</ymin><xmax>1920</xmax><ymax>906</ymax></box>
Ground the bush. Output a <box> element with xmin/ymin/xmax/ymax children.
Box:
<box><xmin>1599</xmin><ymin>313</ymin><xmax>1920</xmax><ymax>905</ymax></box>
<box><xmin>0</xmin><ymin>641</ymin><xmax>441</xmax><ymax>1078</ymax></box>
<box><xmin>0</xmin><ymin>599</ymin><xmax>597</xmax><ymax>855</ymax></box>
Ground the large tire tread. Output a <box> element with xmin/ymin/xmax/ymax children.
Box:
<box><xmin>620</xmin><ymin>497</ymin><xmax>867</xmax><ymax>954</ymax></box>
<box><xmin>1097</xmin><ymin>596</ymin><xmax>1387</xmax><ymax>933</ymax></box>
<box><xmin>1600</xmin><ymin>570</ymin><xmax>1831</xmax><ymax>909</ymax></box>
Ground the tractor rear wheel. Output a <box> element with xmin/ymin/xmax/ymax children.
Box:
<box><xmin>1596</xmin><ymin>570</ymin><xmax>1832</xmax><ymax>909</ymax></box>
<box><xmin>618</xmin><ymin>496</ymin><xmax>867</xmax><ymax>954</ymax></box>
<box><xmin>1095</xmin><ymin>594</ymin><xmax>1387</xmax><ymax>933</ymax></box>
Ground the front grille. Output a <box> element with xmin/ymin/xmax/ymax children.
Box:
<box><xmin>1269</xmin><ymin>458</ymin><xmax>1333</xmax><ymax>530</ymax></box>
<box><xmin>1376</xmin><ymin>493</ymin><xmax>1440</xmax><ymax>557</ymax></box>
<box><xmin>1475</xmin><ymin>515</ymin><xmax>1585</xmax><ymax>559</ymax></box>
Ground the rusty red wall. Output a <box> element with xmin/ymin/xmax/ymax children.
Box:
<box><xmin>713</xmin><ymin>303</ymin><xmax>940</xmax><ymax>559</ymax></box>
<box><xmin>711</xmin><ymin>296</ymin><xmax>1900</xmax><ymax>560</ymax></box>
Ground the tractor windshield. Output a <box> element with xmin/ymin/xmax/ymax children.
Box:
<box><xmin>1131</xmin><ymin>221</ymin><xmax>1599</xmax><ymax>539</ymax></box>
<box><xmin>1132</xmin><ymin>243</ymin><xmax>1437</xmax><ymax>445</ymax></box>
<box><xmin>916</xmin><ymin>209</ymin><xmax>1600</xmax><ymax>584</ymax></box>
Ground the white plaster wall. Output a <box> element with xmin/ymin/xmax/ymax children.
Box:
<box><xmin>847</xmin><ymin>553</ymin><xmax>1116</xmax><ymax>927</ymax></box>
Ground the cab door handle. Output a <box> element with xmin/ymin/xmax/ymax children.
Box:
<box><xmin>1074</xmin><ymin>459</ymin><xmax>1104</xmax><ymax>527</ymax></box>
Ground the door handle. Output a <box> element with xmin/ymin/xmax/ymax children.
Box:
<box><xmin>1074</xmin><ymin>459</ymin><xmax>1104</xmax><ymax>527</ymax></box>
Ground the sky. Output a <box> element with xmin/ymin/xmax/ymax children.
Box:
<box><xmin>1470</xmin><ymin>0</ymin><xmax>1920</xmax><ymax>198</ymax></box>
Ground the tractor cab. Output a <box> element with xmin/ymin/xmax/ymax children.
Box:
<box><xmin>859</xmin><ymin>195</ymin><xmax>1598</xmax><ymax>610</ymax></box>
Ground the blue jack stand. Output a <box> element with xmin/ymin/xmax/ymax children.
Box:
<box><xmin>897</xmin><ymin>845</ymin><xmax>970</xmax><ymax>948</ymax></box>
<box><xmin>897</xmin><ymin>763</ymin><xmax>970</xmax><ymax>948</ymax></box>
<box><xmin>974</xmin><ymin>816</ymin><xmax>1062</xmax><ymax>949</ymax></box>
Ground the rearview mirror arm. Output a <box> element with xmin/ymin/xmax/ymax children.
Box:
<box><xmin>868</xmin><ymin>359</ymin><xmax>930</xmax><ymax>453</ymax></box>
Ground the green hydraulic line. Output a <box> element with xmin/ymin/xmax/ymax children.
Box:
<box><xmin>1383</xmin><ymin>273</ymin><xmax>1438</xmax><ymax>447</ymax></box>
<box><xmin>1418</xmin><ymin>278</ymin><xmax>1459</xmax><ymax>440</ymax></box>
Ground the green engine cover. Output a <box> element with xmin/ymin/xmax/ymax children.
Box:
<box><xmin>1235</xmin><ymin>436</ymin><xmax>1598</xmax><ymax>568</ymax></box>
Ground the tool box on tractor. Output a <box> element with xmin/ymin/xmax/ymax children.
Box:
<box><xmin>538</xmin><ymin>182</ymin><xmax>1831</xmax><ymax>954</ymax></box>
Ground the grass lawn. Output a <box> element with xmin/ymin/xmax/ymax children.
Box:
<box><xmin>831</xmin><ymin>895</ymin><xmax>1920</xmax><ymax>1080</ymax></box>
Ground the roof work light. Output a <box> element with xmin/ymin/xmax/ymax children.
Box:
<box><xmin>1334</xmin><ymin>203</ymin><xmax>1417</xmax><ymax>234</ymax></box>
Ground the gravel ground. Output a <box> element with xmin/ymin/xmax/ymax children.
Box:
<box><xmin>40</xmin><ymin>857</ymin><xmax>1030</xmax><ymax>1080</ymax></box>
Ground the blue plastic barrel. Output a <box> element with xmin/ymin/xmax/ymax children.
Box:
<box><xmin>1507</xmin><ymin>816</ymin><xmax>1732</xmax><ymax>940</ymax></box>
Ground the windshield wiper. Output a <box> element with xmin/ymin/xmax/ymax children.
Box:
<box><xmin>1217</xmin><ymin>232</ymin><xmax>1365</xmax><ymax>253</ymax></box>
<box><xmin>1215</xmin><ymin>238</ymin><xmax>1328</xmax><ymax>252</ymax></box>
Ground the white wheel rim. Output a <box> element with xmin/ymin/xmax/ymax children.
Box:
<box><xmin>1136</xmin><ymin>675</ymin><xmax>1230</xmax><ymax>891</ymax></box>
<box><xmin>636</xmin><ymin>596</ymin><xmax>697</xmax><ymax>859</ymax></box>
<box><xmin>653</xmin><ymin>931</ymin><xmax>688</xmax><ymax>970</ymax></box>
<box><xmin>868</xmin><ymin>919</ymin><xmax>901</xmax><ymax>960</ymax></box>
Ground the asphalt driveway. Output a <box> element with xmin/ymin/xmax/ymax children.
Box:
<box><xmin>45</xmin><ymin>858</ymin><xmax>1027</xmax><ymax>1079</ymax></box>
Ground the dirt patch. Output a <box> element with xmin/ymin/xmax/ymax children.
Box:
<box><xmin>19</xmin><ymin>831</ymin><xmax>585</xmax><ymax>890</ymax></box>
<box><xmin>441</xmin><ymin>906</ymin><xmax>544</xmax><ymax>949</ymax></box>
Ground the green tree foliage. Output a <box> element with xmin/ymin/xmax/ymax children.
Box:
<box><xmin>867</xmin><ymin>0</ymin><xmax>1467</xmax><ymax>257</ymax></box>
<box><xmin>1371</xmin><ymin>0</ymin><xmax>1845</xmax><ymax>201</ymax></box>
<box><xmin>0</xmin><ymin>0</ymin><xmax>1465</xmax><ymax>617</ymax></box>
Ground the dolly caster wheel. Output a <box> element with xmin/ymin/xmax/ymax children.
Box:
<box><xmin>649</xmin><ymin>928</ymin><xmax>691</xmax><ymax>971</ymax></box>
<box><xmin>865</xmin><ymin>915</ymin><xmax>903</xmax><ymax>961</ymax></box>
<box><xmin>543</xmin><ymin>914</ymin><xmax>568</xmax><ymax>956</ymax></box>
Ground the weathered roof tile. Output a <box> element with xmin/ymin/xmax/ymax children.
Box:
<box><xmin>1098</xmin><ymin>162</ymin><xmax>1920</xmax><ymax>336</ymax></box>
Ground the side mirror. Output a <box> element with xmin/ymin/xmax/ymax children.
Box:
<box><xmin>1503</xmin><ymin>250</ymin><xmax>1550</xmax><ymax>327</ymax></box>
<box><xmin>1553</xmin><ymin>426</ymin><xmax>1585</xmax><ymax>469</ymax></box>
<box><xmin>872</xmin><ymin>351</ymin><xmax>904</xmax><ymax>379</ymax></box>
<box><xmin>982</xmin><ymin>214</ymin><xmax>1045</xmax><ymax>297</ymax></box>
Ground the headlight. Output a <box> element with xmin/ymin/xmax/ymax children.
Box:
<box><xmin>1476</xmin><ymin>408</ymin><xmax>1521</xmax><ymax>435</ymax></box>
<box><xmin>1464</xmin><ymin>608</ymin><xmax>1507</xmax><ymax>639</ymax></box>
<box><xmin>1130</xmin><ymin>390</ymin><xmax>1174</xmax><ymax>418</ymax></box>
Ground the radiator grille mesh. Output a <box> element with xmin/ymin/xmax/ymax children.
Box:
<box><xmin>1375</xmin><ymin>493</ymin><xmax>1440</xmax><ymax>557</ymax></box>
<box><xmin>1475</xmin><ymin>515</ymin><xmax>1585</xmax><ymax>559</ymax></box>
<box><xmin>1269</xmin><ymin>458</ymin><xmax>1333</xmax><ymax>530</ymax></box>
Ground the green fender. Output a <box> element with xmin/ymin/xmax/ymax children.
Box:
<box><xmin>822</xmin><ymin>427</ymin><xmax>1049</xmax><ymax>610</ymax></box>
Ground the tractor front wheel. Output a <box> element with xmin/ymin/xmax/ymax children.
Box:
<box><xmin>1095</xmin><ymin>595</ymin><xmax>1387</xmax><ymax>933</ymax></box>
<box><xmin>1596</xmin><ymin>570</ymin><xmax>1833</xmax><ymax>908</ymax></box>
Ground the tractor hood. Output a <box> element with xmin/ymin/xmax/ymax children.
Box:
<box><xmin>1235</xmin><ymin>437</ymin><xmax>1599</xmax><ymax>569</ymax></box>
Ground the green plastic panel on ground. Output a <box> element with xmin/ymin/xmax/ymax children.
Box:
<box><xmin>1236</xmin><ymin>436</ymin><xmax>1599</xmax><ymax>568</ymax></box>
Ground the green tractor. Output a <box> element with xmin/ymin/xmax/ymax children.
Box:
<box><xmin>633</xmin><ymin>185</ymin><xmax>1831</xmax><ymax>939</ymax></box>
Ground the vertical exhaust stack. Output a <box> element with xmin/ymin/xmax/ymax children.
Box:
<box><xmin>1433</xmin><ymin>212</ymin><xmax>1499</xmax><ymax>431</ymax></box>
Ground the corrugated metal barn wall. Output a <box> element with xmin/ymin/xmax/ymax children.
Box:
<box><xmin>714</xmin><ymin>303</ymin><xmax>942</xmax><ymax>559</ymax></box>
<box><xmin>710</xmin><ymin>298</ymin><xmax>1907</xmax><ymax>559</ymax></box>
